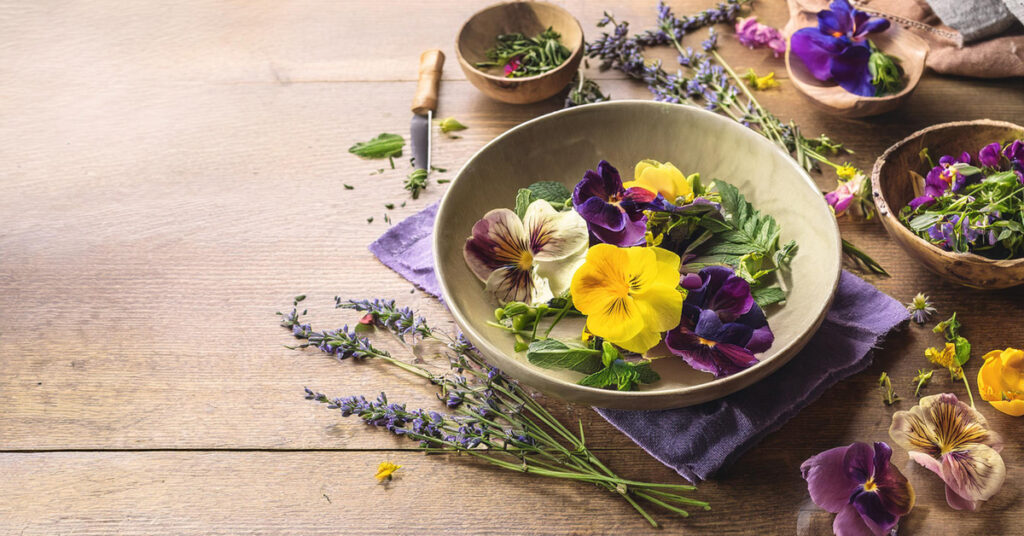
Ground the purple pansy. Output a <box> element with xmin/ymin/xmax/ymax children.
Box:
<box><xmin>734</xmin><ymin>17</ymin><xmax>786</xmax><ymax>57</ymax></box>
<box><xmin>789</xmin><ymin>0</ymin><xmax>890</xmax><ymax>96</ymax></box>
<box><xmin>927</xmin><ymin>214</ymin><xmax>995</xmax><ymax>252</ymax></box>
<box><xmin>1003</xmin><ymin>140</ymin><xmax>1024</xmax><ymax>182</ymax></box>
<box><xmin>801</xmin><ymin>442</ymin><xmax>915</xmax><ymax>536</ymax></box>
<box><xmin>664</xmin><ymin>266</ymin><xmax>773</xmax><ymax>377</ymax></box>
<box><xmin>978</xmin><ymin>142</ymin><xmax>1002</xmax><ymax>168</ymax></box>
<box><xmin>908</xmin><ymin>152</ymin><xmax>973</xmax><ymax>209</ymax></box>
<box><xmin>572</xmin><ymin>160</ymin><xmax>663</xmax><ymax>247</ymax></box>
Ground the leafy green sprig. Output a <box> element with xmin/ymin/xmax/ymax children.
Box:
<box><xmin>476</xmin><ymin>27</ymin><xmax>571</xmax><ymax>78</ymax></box>
<box><xmin>281</xmin><ymin>297</ymin><xmax>709</xmax><ymax>527</ymax></box>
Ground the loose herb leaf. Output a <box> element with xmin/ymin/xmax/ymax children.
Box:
<box><xmin>404</xmin><ymin>168</ymin><xmax>428</xmax><ymax>199</ymax></box>
<box><xmin>751</xmin><ymin>285</ymin><xmax>786</xmax><ymax>308</ymax></box>
<box><xmin>842</xmin><ymin>238</ymin><xmax>889</xmax><ymax>276</ymax></box>
<box><xmin>343</xmin><ymin>184</ymin><xmax>354</xmax><ymax>190</ymax></box>
<box><xmin>349</xmin><ymin>133</ymin><xmax>405</xmax><ymax>159</ymax></box>
<box><xmin>527</xmin><ymin>181</ymin><xmax>572</xmax><ymax>205</ymax></box>
<box><xmin>525</xmin><ymin>339</ymin><xmax>603</xmax><ymax>374</ymax></box>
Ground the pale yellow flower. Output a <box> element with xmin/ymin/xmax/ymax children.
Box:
<box><xmin>375</xmin><ymin>461</ymin><xmax>402</xmax><ymax>482</ymax></box>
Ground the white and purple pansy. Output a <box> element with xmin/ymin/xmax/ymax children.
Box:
<box><xmin>663</xmin><ymin>266</ymin><xmax>774</xmax><ymax>377</ymax></box>
<box><xmin>464</xmin><ymin>199</ymin><xmax>589</xmax><ymax>305</ymax></box>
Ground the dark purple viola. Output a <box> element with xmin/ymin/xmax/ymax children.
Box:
<box><xmin>664</xmin><ymin>266</ymin><xmax>773</xmax><ymax>378</ymax></box>
<box><xmin>1002</xmin><ymin>140</ymin><xmax>1024</xmax><ymax>183</ymax></box>
<box><xmin>789</xmin><ymin>0</ymin><xmax>890</xmax><ymax>97</ymax></box>
<box><xmin>978</xmin><ymin>142</ymin><xmax>1002</xmax><ymax>168</ymax></box>
<box><xmin>908</xmin><ymin>152</ymin><xmax>973</xmax><ymax>209</ymax></box>
<box><xmin>801</xmin><ymin>442</ymin><xmax>915</xmax><ymax>536</ymax></box>
<box><xmin>572</xmin><ymin>160</ymin><xmax>662</xmax><ymax>247</ymax></box>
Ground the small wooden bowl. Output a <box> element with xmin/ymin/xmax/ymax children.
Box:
<box><xmin>871</xmin><ymin>120</ymin><xmax>1024</xmax><ymax>289</ymax></box>
<box><xmin>455</xmin><ymin>1</ymin><xmax>584</xmax><ymax>105</ymax></box>
<box><xmin>782</xmin><ymin>22</ymin><xmax>927</xmax><ymax>118</ymax></box>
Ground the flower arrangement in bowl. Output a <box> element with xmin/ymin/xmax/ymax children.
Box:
<box><xmin>871</xmin><ymin>119</ymin><xmax>1024</xmax><ymax>289</ymax></box>
<box><xmin>434</xmin><ymin>101</ymin><xmax>842</xmax><ymax>410</ymax></box>
<box><xmin>782</xmin><ymin>0</ymin><xmax>927</xmax><ymax>117</ymax></box>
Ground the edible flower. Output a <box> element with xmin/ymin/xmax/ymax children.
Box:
<box><xmin>375</xmin><ymin>460</ymin><xmax>402</xmax><ymax>482</ymax></box>
<box><xmin>978</xmin><ymin>142</ymin><xmax>1002</xmax><ymax>168</ymax></box>
<box><xmin>664</xmin><ymin>266</ymin><xmax>773</xmax><ymax>377</ymax></box>
<box><xmin>978</xmin><ymin>347</ymin><xmax>1024</xmax><ymax>416</ymax></box>
<box><xmin>905</xmin><ymin>292</ymin><xmax>937</xmax><ymax>324</ymax></box>
<box><xmin>734</xmin><ymin>17</ymin><xmax>786</xmax><ymax>57</ymax></box>
<box><xmin>503</xmin><ymin>55</ymin><xmax>522</xmax><ymax>77</ymax></box>
<box><xmin>570</xmin><ymin>244</ymin><xmax>683</xmax><ymax>353</ymax></box>
<box><xmin>572</xmin><ymin>160</ymin><xmax>663</xmax><ymax>247</ymax></box>
<box><xmin>909</xmin><ymin>152</ymin><xmax>973</xmax><ymax>209</ymax></box>
<box><xmin>801</xmin><ymin>441</ymin><xmax>914</xmax><ymax>536</ymax></box>
<box><xmin>464</xmin><ymin>199</ymin><xmax>588</xmax><ymax>305</ymax></box>
<box><xmin>925</xmin><ymin>342</ymin><xmax>963</xmax><ymax>379</ymax></box>
<box><xmin>743</xmin><ymin>68</ymin><xmax>780</xmax><ymax>90</ymax></box>
<box><xmin>624</xmin><ymin>159</ymin><xmax>695</xmax><ymax>204</ymax></box>
<box><xmin>789</xmin><ymin>0</ymin><xmax>891</xmax><ymax>96</ymax></box>
<box><xmin>889</xmin><ymin>393</ymin><xmax>1006</xmax><ymax>511</ymax></box>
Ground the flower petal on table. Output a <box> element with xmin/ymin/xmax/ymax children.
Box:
<box><xmin>940</xmin><ymin>443</ymin><xmax>1006</xmax><ymax>505</ymax></box>
<box><xmin>801</xmin><ymin>444</ymin><xmax>857</xmax><ymax>513</ymax></box>
<box><xmin>833</xmin><ymin>503</ymin><xmax>877</xmax><ymax>536</ymax></box>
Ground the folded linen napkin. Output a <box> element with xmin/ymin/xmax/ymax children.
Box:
<box><xmin>370</xmin><ymin>203</ymin><xmax>909</xmax><ymax>482</ymax></box>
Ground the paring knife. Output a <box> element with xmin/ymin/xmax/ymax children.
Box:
<box><xmin>410</xmin><ymin>49</ymin><xmax>445</xmax><ymax>173</ymax></box>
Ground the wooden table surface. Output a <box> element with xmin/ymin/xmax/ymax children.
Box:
<box><xmin>2</xmin><ymin>1</ymin><xmax>1023</xmax><ymax>534</ymax></box>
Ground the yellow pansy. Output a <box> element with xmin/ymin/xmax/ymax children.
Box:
<box><xmin>570</xmin><ymin>244</ymin><xmax>683</xmax><ymax>353</ymax></box>
<box><xmin>624</xmin><ymin>160</ymin><xmax>695</xmax><ymax>204</ymax></box>
<box><xmin>375</xmin><ymin>461</ymin><xmax>402</xmax><ymax>481</ymax></box>
<box><xmin>978</xmin><ymin>348</ymin><xmax>1024</xmax><ymax>417</ymax></box>
<box><xmin>925</xmin><ymin>342</ymin><xmax>963</xmax><ymax>379</ymax></box>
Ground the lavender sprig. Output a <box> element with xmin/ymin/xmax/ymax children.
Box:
<box><xmin>282</xmin><ymin>298</ymin><xmax>710</xmax><ymax>527</ymax></box>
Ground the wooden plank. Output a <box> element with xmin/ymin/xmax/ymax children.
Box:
<box><xmin>1</xmin><ymin>450</ymin><xmax>1021</xmax><ymax>534</ymax></box>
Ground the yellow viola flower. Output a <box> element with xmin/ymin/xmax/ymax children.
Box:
<box><xmin>978</xmin><ymin>348</ymin><xmax>1024</xmax><ymax>417</ymax></box>
<box><xmin>624</xmin><ymin>160</ymin><xmax>695</xmax><ymax>204</ymax></box>
<box><xmin>925</xmin><ymin>342</ymin><xmax>963</xmax><ymax>379</ymax></box>
<box><xmin>570</xmin><ymin>244</ymin><xmax>683</xmax><ymax>353</ymax></box>
<box><xmin>836</xmin><ymin>163</ymin><xmax>858</xmax><ymax>182</ymax></box>
<box><xmin>375</xmin><ymin>461</ymin><xmax>402</xmax><ymax>482</ymax></box>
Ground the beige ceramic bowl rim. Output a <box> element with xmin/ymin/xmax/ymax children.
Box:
<box><xmin>454</xmin><ymin>0</ymin><xmax>585</xmax><ymax>84</ymax></box>
<box><xmin>870</xmin><ymin>118</ymin><xmax>1024</xmax><ymax>267</ymax></box>
<box><xmin>434</xmin><ymin>100</ymin><xmax>842</xmax><ymax>403</ymax></box>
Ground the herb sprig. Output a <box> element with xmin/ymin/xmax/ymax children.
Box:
<box><xmin>476</xmin><ymin>27</ymin><xmax>571</xmax><ymax>78</ymax></box>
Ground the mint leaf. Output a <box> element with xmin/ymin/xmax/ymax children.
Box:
<box><xmin>526</xmin><ymin>339</ymin><xmax>603</xmax><ymax>373</ymax></box>
<box><xmin>348</xmin><ymin>133</ymin><xmax>405</xmax><ymax>159</ymax></box>
<box><xmin>514</xmin><ymin>189</ymin><xmax>535</xmax><ymax>219</ymax></box>
<box><xmin>578</xmin><ymin>359</ymin><xmax>659</xmax><ymax>391</ymax></box>
<box><xmin>527</xmin><ymin>181</ymin><xmax>572</xmax><ymax>205</ymax></box>
<box><xmin>952</xmin><ymin>336</ymin><xmax>971</xmax><ymax>366</ymax></box>
<box><xmin>751</xmin><ymin>285</ymin><xmax>786</xmax><ymax>308</ymax></box>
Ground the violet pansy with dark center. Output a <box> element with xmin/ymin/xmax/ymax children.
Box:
<box><xmin>801</xmin><ymin>441</ymin><xmax>915</xmax><ymax>536</ymax></box>
<box><xmin>789</xmin><ymin>0</ymin><xmax>891</xmax><ymax>97</ymax></box>
<box><xmin>664</xmin><ymin>266</ymin><xmax>773</xmax><ymax>377</ymax></box>
<box><xmin>572</xmin><ymin>160</ymin><xmax>664</xmax><ymax>247</ymax></box>
<box><xmin>909</xmin><ymin>152</ymin><xmax>974</xmax><ymax>209</ymax></box>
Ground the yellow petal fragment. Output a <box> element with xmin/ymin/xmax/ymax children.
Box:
<box><xmin>375</xmin><ymin>461</ymin><xmax>402</xmax><ymax>481</ymax></box>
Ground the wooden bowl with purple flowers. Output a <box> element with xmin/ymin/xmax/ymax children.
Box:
<box><xmin>871</xmin><ymin>119</ymin><xmax>1024</xmax><ymax>289</ymax></box>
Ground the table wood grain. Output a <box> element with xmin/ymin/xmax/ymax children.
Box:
<box><xmin>2</xmin><ymin>0</ymin><xmax>1023</xmax><ymax>533</ymax></box>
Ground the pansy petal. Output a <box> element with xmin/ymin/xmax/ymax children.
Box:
<box><xmin>871</xmin><ymin>443</ymin><xmax>915</xmax><ymax>517</ymax></box>
<box><xmin>535</xmin><ymin>244</ymin><xmax>587</xmax><ymax>297</ymax></box>
<box><xmin>790</xmin><ymin>28</ymin><xmax>842</xmax><ymax>81</ymax></box>
<box><xmin>940</xmin><ymin>443</ymin><xmax>1006</xmax><ymax>505</ymax></box>
<box><xmin>852</xmin><ymin>16</ymin><xmax>889</xmax><ymax>38</ymax></box>
<box><xmin>908</xmin><ymin>195</ymin><xmax>935</xmax><ymax>210</ymax></box>
<box><xmin>833</xmin><ymin>503</ymin><xmax>877</xmax><ymax>536</ymax></box>
<box><xmin>577</xmin><ymin>196</ymin><xmax>627</xmax><ymax>232</ymax></box>
<box><xmin>800</xmin><ymin>444</ymin><xmax>858</xmax><ymax>513</ymax></box>
<box><xmin>570</xmin><ymin>244</ymin><xmax>627</xmax><ymax>313</ymax></box>
<box><xmin>524</xmin><ymin>200</ymin><xmax>589</xmax><ymax>262</ymax></box>
<box><xmin>585</xmin><ymin>295</ymin><xmax>644</xmax><ymax>342</ymax></box>
<box><xmin>617</xmin><ymin>327</ymin><xmax>665</xmax><ymax>354</ymax></box>
<box><xmin>633</xmin><ymin>284</ymin><xmax>683</xmax><ymax>334</ymax></box>
<box><xmin>707</xmin><ymin>274</ymin><xmax>754</xmax><ymax>321</ymax></box>
<box><xmin>818</xmin><ymin>8</ymin><xmax>849</xmax><ymax>37</ymax></box>
<box><xmin>843</xmin><ymin>441</ymin><xmax>875</xmax><ymax>484</ymax></box>
<box><xmin>484</xmin><ymin>265</ymin><xmax>542</xmax><ymax>304</ymax></box>
<box><xmin>850</xmin><ymin>488</ymin><xmax>898</xmax><ymax>536</ymax></box>
<box><xmin>710</xmin><ymin>343</ymin><xmax>759</xmax><ymax>375</ymax></box>
<box><xmin>945</xmin><ymin>483</ymin><xmax>980</xmax><ymax>511</ymax></box>
<box><xmin>831</xmin><ymin>44</ymin><xmax>874</xmax><ymax>97</ymax></box>
<box><xmin>464</xmin><ymin>208</ymin><xmax>529</xmax><ymax>282</ymax></box>
<box><xmin>979</xmin><ymin>142</ymin><xmax>1002</xmax><ymax>167</ymax></box>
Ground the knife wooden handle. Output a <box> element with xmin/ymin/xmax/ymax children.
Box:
<box><xmin>411</xmin><ymin>49</ymin><xmax>445</xmax><ymax>115</ymax></box>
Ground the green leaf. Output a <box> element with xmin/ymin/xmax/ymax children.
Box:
<box><xmin>933</xmin><ymin>313</ymin><xmax>961</xmax><ymax>340</ymax></box>
<box><xmin>348</xmin><ymin>133</ymin><xmax>405</xmax><ymax>159</ymax></box>
<box><xmin>774</xmin><ymin>240</ymin><xmax>798</xmax><ymax>268</ymax></box>
<box><xmin>578</xmin><ymin>359</ymin><xmax>659</xmax><ymax>391</ymax></box>
<box><xmin>751</xmin><ymin>285</ymin><xmax>786</xmax><ymax>308</ymax></box>
<box><xmin>908</xmin><ymin>213</ymin><xmax>943</xmax><ymax>232</ymax></box>
<box><xmin>952</xmin><ymin>336</ymin><xmax>971</xmax><ymax>366</ymax></box>
<box><xmin>527</xmin><ymin>181</ymin><xmax>572</xmax><ymax>205</ymax></box>
<box><xmin>526</xmin><ymin>339</ymin><xmax>603</xmax><ymax>374</ymax></box>
<box><xmin>514</xmin><ymin>189</ymin><xmax>535</xmax><ymax>219</ymax></box>
<box><xmin>691</xmin><ymin>181</ymin><xmax>789</xmax><ymax>277</ymax></box>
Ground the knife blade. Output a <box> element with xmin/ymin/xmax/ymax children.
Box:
<box><xmin>410</xmin><ymin>49</ymin><xmax>445</xmax><ymax>172</ymax></box>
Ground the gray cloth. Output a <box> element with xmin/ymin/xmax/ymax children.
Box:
<box><xmin>926</xmin><ymin>0</ymin><xmax>1024</xmax><ymax>42</ymax></box>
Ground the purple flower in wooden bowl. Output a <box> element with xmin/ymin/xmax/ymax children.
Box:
<box><xmin>571</xmin><ymin>160</ymin><xmax>662</xmax><ymax>247</ymax></box>
<box><xmin>664</xmin><ymin>266</ymin><xmax>773</xmax><ymax>377</ymax></box>
<box><xmin>908</xmin><ymin>152</ymin><xmax>974</xmax><ymax>209</ymax></box>
<box><xmin>789</xmin><ymin>0</ymin><xmax>891</xmax><ymax>97</ymax></box>
<box><xmin>801</xmin><ymin>441</ymin><xmax>915</xmax><ymax>536</ymax></box>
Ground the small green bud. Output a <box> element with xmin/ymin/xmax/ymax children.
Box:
<box><xmin>439</xmin><ymin>117</ymin><xmax>468</xmax><ymax>133</ymax></box>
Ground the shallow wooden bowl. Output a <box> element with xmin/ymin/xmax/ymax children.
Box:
<box><xmin>435</xmin><ymin>101</ymin><xmax>842</xmax><ymax>409</ymax></box>
<box><xmin>782</xmin><ymin>18</ymin><xmax>927</xmax><ymax>118</ymax></box>
<box><xmin>455</xmin><ymin>1</ymin><xmax>584</xmax><ymax>104</ymax></box>
<box><xmin>871</xmin><ymin>120</ymin><xmax>1024</xmax><ymax>289</ymax></box>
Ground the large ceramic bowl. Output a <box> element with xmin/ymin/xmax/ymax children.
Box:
<box><xmin>434</xmin><ymin>101</ymin><xmax>842</xmax><ymax>409</ymax></box>
<box><xmin>871</xmin><ymin>119</ymin><xmax>1024</xmax><ymax>289</ymax></box>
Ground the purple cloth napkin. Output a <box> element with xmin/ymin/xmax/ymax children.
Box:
<box><xmin>370</xmin><ymin>204</ymin><xmax>908</xmax><ymax>482</ymax></box>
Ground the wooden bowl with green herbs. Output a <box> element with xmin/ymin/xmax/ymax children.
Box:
<box><xmin>871</xmin><ymin>119</ymin><xmax>1024</xmax><ymax>289</ymax></box>
<box><xmin>455</xmin><ymin>1</ymin><xmax>584</xmax><ymax>104</ymax></box>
